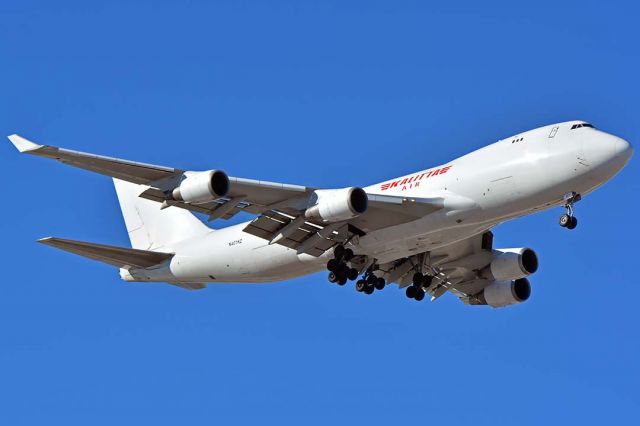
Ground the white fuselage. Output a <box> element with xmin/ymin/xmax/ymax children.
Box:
<box><xmin>122</xmin><ymin>121</ymin><xmax>632</xmax><ymax>284</ymax></box>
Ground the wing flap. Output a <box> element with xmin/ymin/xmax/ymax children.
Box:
<box><xmin>38</xmin><ymin>237</ymin><xmax>173</xmax><ymax>268</ymax></box>
<box><xmin>243</xmin><ymin>211</ymin><xmax>351</xmax><ymax>256</ymax></box>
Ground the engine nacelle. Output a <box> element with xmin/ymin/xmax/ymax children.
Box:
<box><xmin>478</xmin><ymin>278</ymin><xmax>531</xmax><ymax>308</ymax></box>
<box><xmin>487</xmin><ymin>247</ymin><xmax>538</xmax><ymax>281</ymax></box>
<box><xmin>172</xmin><ymin>170</ymin><xmax>229</xmax><ymax>204</ymax></box>
<box><xmin>305</xmin><ymin>187</ymin><xmax>368</xmax><ymax>223</ymax></box>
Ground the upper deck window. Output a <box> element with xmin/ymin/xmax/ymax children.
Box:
<box><xmin>571</xmin><ymin>123</ymin><xmax>595</xmax><ymax>130</ymax></box>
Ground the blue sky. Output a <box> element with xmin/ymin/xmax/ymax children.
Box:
<box><xmin>1</xmin><ymin>0</ymin><xmax>638</xmax><ymax>424</ymax></box>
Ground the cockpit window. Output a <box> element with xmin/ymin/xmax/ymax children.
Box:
<box><xmin>571</xmin><ymin>123</ymin><xmax>595</xmax><ymax>130</ymax></box>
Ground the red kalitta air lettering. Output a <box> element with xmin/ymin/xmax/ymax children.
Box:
<box><xmin>380</xmin><ymin>165</ymin><xmax>453</xmax><ymax>191</ymax></box>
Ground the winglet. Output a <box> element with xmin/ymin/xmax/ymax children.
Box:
<box><xmin>7</xmin><ymin>134</ymin><xmax>43</xmax><ymax>153</ymax></box>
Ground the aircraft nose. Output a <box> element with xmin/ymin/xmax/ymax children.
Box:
<box><xmin>615</xmin><ymin>137</ymin><xmax>633</xmax><ymax>161</ymax></box>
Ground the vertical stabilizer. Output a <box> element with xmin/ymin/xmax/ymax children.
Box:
<box><xmin>113</xmin><ymin>178</ymin><xmax>211</xmax><ymax>251</ymax></box>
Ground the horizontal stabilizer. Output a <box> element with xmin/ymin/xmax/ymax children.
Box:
<box><xmin>38</xmin><ymin>237</ymin><xmax>173</xmax><ymax>268</ymax></box>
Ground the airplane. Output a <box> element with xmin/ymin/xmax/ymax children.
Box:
<box><xmin>7</xmin><ymin>120</ymin><xmax>633</xmax><ymax>307</ymax></box>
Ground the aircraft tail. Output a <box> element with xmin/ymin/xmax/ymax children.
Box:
<box><xmin>113</xmin><ymin>178</ymin><xmax>211</xmax><ymax>251</ymax></box>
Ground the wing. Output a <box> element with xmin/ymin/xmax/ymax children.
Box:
<box><xmin>9</xmin><ymin>134</ymin><xmax>443</xmax><ymax>256</ymax></box>
<box><xmin>241</xmin><ymin>194</ymin><xmax>443</xmax><ymax>256</ymax></box>
<box><xmin>376</xmin><ymin>231</ymin><xmax>497</xmax><ymax>302</ymax></box>
<box><xmin>8</xmin><ymin>134</ymin><xmax>181</xmax><ymax>184</ymax></box>
<box><xmin>8</xmin><ymin>134</ymin><xmax>312</xmax><ymax>218</ymax></box>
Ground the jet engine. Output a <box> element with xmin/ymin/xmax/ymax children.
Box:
<box><xmin>486</xmin><ymin>248</ymin><xmax>538</xmax><ymax>281</ymax></box>
<box><xmin>172</xmin><ymin>170</ymin><xmax>229</xmax><ymax>204</ymax></box>
<box><xmin>476</xmin><ymin>278</ymin><xmax>531</xmax><ymax>308</ymax></box>
<box><xmin>305</xmin><ymin>187</ymin><xmax>368</xmax><ymax>223</ymax></box>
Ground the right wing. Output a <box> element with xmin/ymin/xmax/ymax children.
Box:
<box><xmin>377</xmin><ymin>231</ymin><xmax>496</xmax><ymax>301</ymax></box>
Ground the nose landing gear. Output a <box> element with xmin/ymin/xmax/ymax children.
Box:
<box><xmin>559</xmin><ymin>192</ymin><xmax>581</xmax><ymax>230</ymax></box>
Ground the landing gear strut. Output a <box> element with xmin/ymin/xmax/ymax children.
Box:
<box><xmin>559</xmin><ymin>192</ymin><xmax>581</xmax><ymax>230</ymax></box>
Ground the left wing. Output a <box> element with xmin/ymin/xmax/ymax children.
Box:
<box><xmin>9</xmin><ymin>135</ymin><xmax>443</xmax><ymax>256</ymax></box>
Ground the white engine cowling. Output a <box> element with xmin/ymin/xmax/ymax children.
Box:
<box><xmin>488</xmin><ymin>248</ymin><xmax>538</xmax><ymax>281</ymax></box>
<box><xmin>305</xmin><ymin>187</ymin><xmax>368</xmax><ymax>223</ymax></box>
<box><xmin>480</xmin><ymin>278</ymin><xmax>531</xmax><ymax>308</ymax></box>
<box><xmin>172</xmin><ymin>170</ymin><xmax>229</xmax><ymax>204</ymax></box>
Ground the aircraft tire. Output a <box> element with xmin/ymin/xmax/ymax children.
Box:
<box><xmin>422</xmin><ymin>275</ymin><xmax>433</xmax><ymax>287</ymax></box>
<box><xmin>406</xmin><ymin>286</ymin><xmax>417</xmax><ymax>299</ymax></box>
<box><xmin>347</xmin><ymin>268</ymin><xmax>359</xmax><ymax>281</ymax></box>
<box><xmin>412</xmin><ymin>272</ymin><xmax>423</xmax><ymax>286</ymax></box>
<box><xmin>327</xmin><ymin>259</ymin><xmax>339</xmax><ymax>272</ymax></box>
<box><xmin>343</xmin><ymin>248</ymin><xmax>354</xmax><ymax>262</ymax></box>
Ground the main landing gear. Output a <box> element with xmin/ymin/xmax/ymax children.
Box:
<box><xmin>327</xmin><ymin>245</ymin><xmax>358</xmax><ymax>286</ymax></box>
<box><xmin>355</xmin><ymin>271</ymin><xmax>385</xmax><ymax>296</ymax></box>
<box><xmin>559</xmin><ymin>192</ymin><xmax>581</xmax><ymax>230</ymax></box>
<box><xmin>326</xmin><ymin>245</ymin><xmax>385</xmax><ymax>295</ymax></box>
<box><xmin>405</xmin><ymin>272</ymin><xmax>433</xmax><ymax>302</ymax></box>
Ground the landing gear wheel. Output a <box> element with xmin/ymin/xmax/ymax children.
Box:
<box><xmin>347</xmin><ymin>268</ymin><xmax>359</xmax><ymax>281</ymax></box>
<box><xmin>333</xmin><ymin>245</ymin><xmax>345</xmax><ymax>260</ymax></box>
<box><xmin>342</xmin><ymin>248</ymin><xmax>354</xmax><ymax>262</ymax></box>
<box><xmin>328</xmin><ymin>272</ymin><xmax>338</xmax><ymax>283</ymax></box>
<box><xmin>374</xmin><ymin>278</ymin><xmax>386</xmax><ymax>290</ymax></box>
<box><xmin>567</xmin><ymin>216</ymin><xmax>578</xmax><ymax>230</ymax></box>
<box><xmin>414</xmin><ymin>289</ymin><xmax>425</xmax><ymax>301</ymax></box>
<box><xmin>337</xmin><ymin>277</ymin><xmax>347</xmax><ymax>286</ymax></box>
<box><xmin>422</xmin><ymin>275</ymin><xmax>433</xmax><ymax>288</ymax></box>
<box><xmin>366</xmin><ymin>274</ymin><xmax>377</xmax><ymax>285</ymax></box>
<box><xmin>327</xmin><ymin>259</ymin><xmax>339</xmax><ymax>272</ymax></box>
<box><xmin>412</xmin><ymin>272</ymin><xmax>423</xmax><ymax>286</ymax></box>
<box><xmin>336</xmin><ymin>264</ymin><xmax>348</xmax><ymax>278</ymax></box>
<box><xmin>355</xmin><ymin>280</ymin><xmax>366</xmax><ymax>292</ymax></box>
<box><xmin>559</xmin><ymin>214</ymin><xmax>571</xmax><ymax>228</ymax></box>
<box><xmin>406</xmin><ymin>286</ymin><xmax>417</xmax><ymax>299</ymax></box>
<box><xmin>364</xmin><ymin>285</ymin><xmax>374</xmax><ymax>295</ymax></box>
